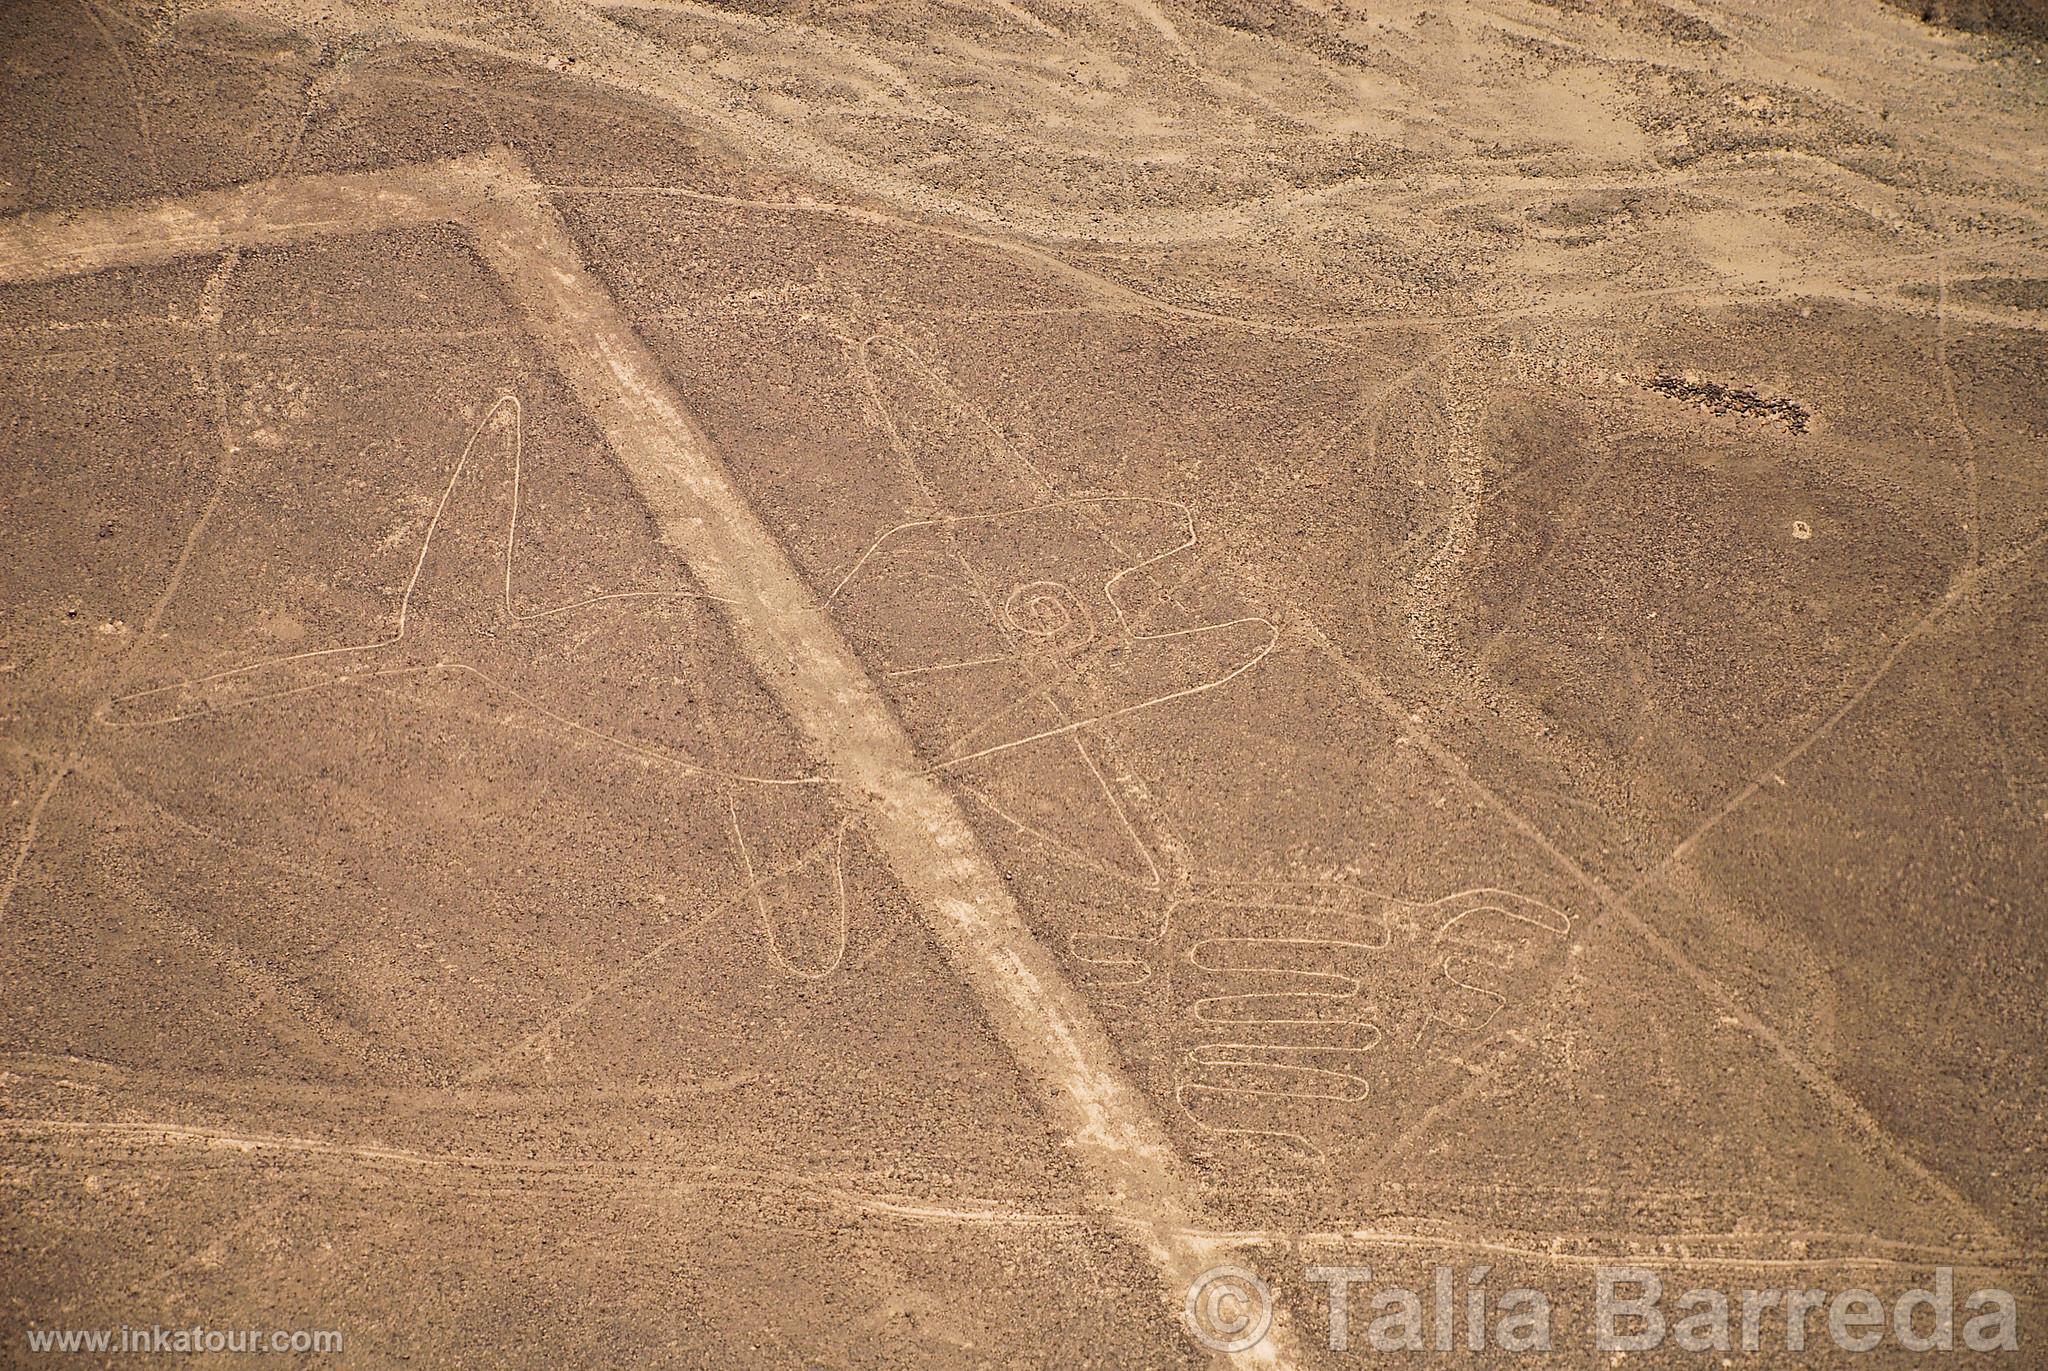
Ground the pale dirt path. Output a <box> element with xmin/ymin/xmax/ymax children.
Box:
<box><xmin>0</xmin><ymin>151</ymin><xmax>1300</xmax><ymax>1367</ymax></box>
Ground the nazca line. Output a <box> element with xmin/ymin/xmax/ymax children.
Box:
<box><xmin>0</xmin><ymin>149</ymin><xmax>1300</xmax><ymax>1368</ymax></box>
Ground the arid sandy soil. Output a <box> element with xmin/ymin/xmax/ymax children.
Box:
<box><xmin>2</xmin><ymin>1</ymin><xmax>2045</xmax><ymax>1366</ymax></box>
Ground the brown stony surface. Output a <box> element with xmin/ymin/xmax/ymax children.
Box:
<box><xmin>1</xmin><ymin>1</ymin><xmax>2044</xmax><ymax>1366</ymax></box>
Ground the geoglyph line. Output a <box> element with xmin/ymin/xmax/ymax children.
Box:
<box><xmin>15</xmin><ymin>1119</ymin><xmax>2040</xmax><ymax>1270</ymax></box>
<box><xmin>0</xmin><ymin>149</ymin><xmax>1296</xmax><ymax>1366</ymax></box>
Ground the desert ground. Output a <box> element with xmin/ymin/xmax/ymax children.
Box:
<box><xmin>1</xmin><ymin>0</ymin><xmax>2045</xmax><ymax>1366</ymax></box>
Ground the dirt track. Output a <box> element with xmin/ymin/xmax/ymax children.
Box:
<box><xmin>2</xmin><ymin>1</ymin><xmax>2046</xmax><ymax>1366</ymax></box>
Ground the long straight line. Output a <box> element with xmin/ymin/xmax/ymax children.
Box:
<box><xmin>0</xmin><ymin>151</ymin><xmax>1293</xmax><ymax>1366</ymax></box>
<box><xmin>457</xmin><ymin>150</ymin><xmax>1290</xmax><ymax>1359</ymax></box>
